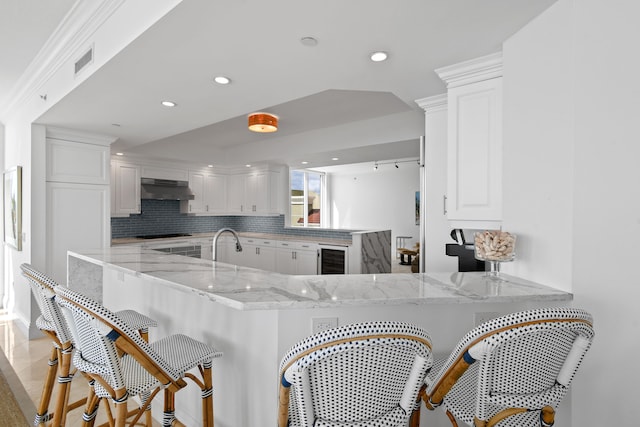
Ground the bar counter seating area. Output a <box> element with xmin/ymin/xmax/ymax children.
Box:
<box><xmin>30</xmin><ymin>245</ymin><xmax>589</xmax><ymax>427</ymax></box>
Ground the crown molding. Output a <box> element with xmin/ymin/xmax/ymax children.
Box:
<box><xmin>0</xmin><ymin>0</ymin><xmax>127</xmax><ymax>120</ymax></box>
<box><xmin>435</xmin><ymin>51</ymin><xmax>503</xmax><ymax>88</ymax></box>
<box><xmin>46</xmin><ymin>126</ymin><xmax>117</xmax><ymax>146</ymax></box>
<box><xmin>415</xmin><ymin>93</ymin><xmax>447</xmax><ymax>113</ymax></box>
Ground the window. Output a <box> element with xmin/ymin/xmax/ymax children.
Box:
<box><xmin>290</xmin><ymin>169</ymin><xmax>325</xmax><ymax>227</ymax></box>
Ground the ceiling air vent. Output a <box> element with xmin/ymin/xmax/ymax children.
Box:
<box><xmin>74</xmin><ymin>45</ymin><xmax>94</xmax><ymax>76</ymax></box>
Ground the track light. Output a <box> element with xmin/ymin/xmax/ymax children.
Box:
<box><xmin>372</xmin><ymin>158</ymin><xmax>419</xmax><ymax>171</ymax></box>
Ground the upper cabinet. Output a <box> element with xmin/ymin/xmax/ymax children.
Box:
<box><xmin>436</xmin><ymin>52</ymin><xmax>503</xmax><ymax>228</ymax></box>
<box><xmin>227</xmin><ymin>168</ymin><xmax>281</xmax><ymax>215</ymax></box>
<box><xmin>185</xmin><ymin>170</ymin><xmax>227</xmax><ymax>215</ymax></box>
<box><xmin>111</xmin><ymin>161</ymin><xmax>141</xmax><ymax>216</ymax></box>
<box><xmin>110</xmin><ymin>159</ymin><xmax>282</xmax><ymax>217</ymax></box>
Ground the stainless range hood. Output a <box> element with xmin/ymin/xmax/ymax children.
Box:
<box><xmin>140</xmin><ymin>177</ymin><xmax>195</xmax><ymax>200</ymax></box>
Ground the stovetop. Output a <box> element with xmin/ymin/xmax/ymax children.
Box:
<box><xmin>135</xmin><ymin>233</ymin><xmax>192</xmax><ymax>240</ymax></box>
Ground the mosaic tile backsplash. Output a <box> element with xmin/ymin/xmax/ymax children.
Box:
<box><xmin>111</xmin><ymin>200</ymin><xmax>353</xmax><ymax>241</ymax></box>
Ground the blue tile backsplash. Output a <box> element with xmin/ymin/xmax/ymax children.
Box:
<box><xmin>111</xmin><ymin>200</ymin><xmax>353</xmax><ymax>241</ymax></box>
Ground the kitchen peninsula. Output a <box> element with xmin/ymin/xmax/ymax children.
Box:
<box><xmin>68</xmin><ymin>246</ymin><xmax>571</xmax><ymax>427</ymax></box>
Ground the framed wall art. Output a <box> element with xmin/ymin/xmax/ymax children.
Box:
<box><xmin>4</xmin><ymin>166</ymin><xmax>22</xmax><ymax>251</ymax></box>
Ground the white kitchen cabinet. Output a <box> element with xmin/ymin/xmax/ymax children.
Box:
<box><xmin>226</xmin><ymin>169</ymin><xmax>281</xmax><ymax>215</ymax></box>
<box><xmin>204</xmin><ymin>173</ymin><xmax>227</xmax><ymax>214</ymax></box>
<box><xmin>227</xmin><ymin>174</ymin><xmax>246</xmax><ymax>214</ymax></box>
<box><xmin>436</xmin><ymin>52</ymin><xmax>503</xmax><ymax>228</ymax></box>
<box><xmin>47</xmin><ymin>137</ymin><xmax>110</xmax><ymax>185</ymax></box>
<box><xmin>186</xmin><ymin>171</ymin><xmax>228</xmax><ymax>215</ymax></box>
<box><xmin>111</xmin><ymin>161</ymin><xmax>141</xmax><ymax>216</ymax></box>
<box><xmin>416</xmin><ymin>94</ymin><xmax>459</xmax><ymax>272</ymax></box>
<box><xmin>277</xmin><ymin>241</ymin><xmax>318</xmax><ymax>275</ymax></box>
<box><xmin>242</xmin><ymin>238</ymin><xmax>276</xmax><ymax>271</ymax></box>
<box><xmin>186</xmin><ymin>171</ymin><xmax>206</xmax><ymax>213</ymax></box>
<box><xmin>45</xmin><ymin>127</ymin><xmax>113</xmax><ymax>285</ymax></box>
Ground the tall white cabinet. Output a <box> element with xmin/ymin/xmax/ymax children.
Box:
<box><xmin>416</xmin><ymin>94</ymin><xmax>459</xmax><ymax>272</ymax></box>
<box><xmin>417</xmin><ymin>52</ymin><xmax>504</xmax><ymax>271</ymax></box>
<box><xmin>46</xmin><ymin>128</ymin><xmax>113</xmax><ymax>284</ymax></box>
<box><xmin>436</xmin><ymin>52</ymin><xmax>503</xmax><ymax>229</ymax></box>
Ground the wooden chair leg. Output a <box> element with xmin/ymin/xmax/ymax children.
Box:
<box><xmin>410</xmin><ymin>405</ymin><xmax>421</xmax><ymax>427</ymax></box>
<box><xmin>164</xmin><ymin>389</ymin><xmax>177</xmax><ymax>427</ymax></box>
<box><xmin>410</xmin><ymin>384</ymin><xmax>426</xmax><ymax>427</ymax></box>
<box><xmin>51</xmin><ymin>344</ymin><xmax>73</xmax><ymax>427</ymax></box>
<box><xmin>113</xmin><ymin>388</ymin><xmax>129</xmax><ymax>427</ymax></box>
<box><xmin>201</xmin><ymin>361</ymin><xmax>214</xmax><ymax>427</ymax></box>
<box><xmin>81</xmin><ymin>384</ymin><xmax>101</xmax><ymax>427</ymax></box>
<box><xmin>277</xmin><ymin>382</ymin><xmax>290</xmax><ymax>427</ymax></box>
<box><xmin>34</xmin><ymin>345</ymin><xmax>59</xmax><ymax>426</ymax></box>
<box><xmin>140</xmin><ymin>327</ymin><xmax>153</xmax><ymax>427</ymax></box>
<box><xmin>142</xmin><ymin>392</ymin><xmax>154</xmax><ymax>427</ymax></box>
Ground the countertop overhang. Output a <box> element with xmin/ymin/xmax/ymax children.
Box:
<box><xmin>69</xmin><ymin>246</ymin><xmax>572</xmax><ymax>311</ymax></box>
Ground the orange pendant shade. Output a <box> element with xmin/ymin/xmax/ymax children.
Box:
<box><xmin>248</xmin><ymin>112</ymin><xmax>278</xmax><ymax>133</ymax></box>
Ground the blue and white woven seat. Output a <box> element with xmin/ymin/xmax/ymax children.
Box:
<box><xmin>54</xmin><ymin>285</ymin><xmax>222</xmax><ymax>427</ymax></box>
<box><xmin>423</xmin><ymin>307</ymin><xmax>594</xmax><ymax>427</ymax></box>
<box><xmin>278</xmin><ymin>321</ymin><xmax>433</xmax><ymax>427</ymax></box>
<box><xmin>20</xmin><ymin>263</ymin><xmax>157</xmax><ymax>427</ymax></box>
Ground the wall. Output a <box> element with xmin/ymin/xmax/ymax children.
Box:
<box><xmin>501</xmin><ymin>0</ymin><xmax>575</xmax><ymax>290</ymax></box>
<box><xmin>2</xmin><ymin>0</ymin><xmax>185</xmax><ymax>336</ymax></box>
<box><xmin>2</xmin><ymin>117</ymin><xmax>37</xmax><ymax>336</ymax></box>
<box><xmin>325</xmin><ymin>162</ymin><xmax>421</xmax><ymax>251</ymax></box>
<box><xmin>503</xmin><ymin>0</ymin><xmax>640</xmax><ymax>425</ymax></box>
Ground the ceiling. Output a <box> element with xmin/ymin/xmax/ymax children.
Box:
<box><xmin>2</xmin><ymin>0</ymin><xmax>556</xmax><ymax>169</ymax></box>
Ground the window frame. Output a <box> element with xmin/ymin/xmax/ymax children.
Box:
<box><xmin>287</xmin><ymin>168</ymin><xmax>328</xmax><ymax>229</ymax></box>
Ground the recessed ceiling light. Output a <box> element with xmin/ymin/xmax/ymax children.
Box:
<box><xmin>245</xmin><ymin>164</ymin><xmax>251</xmax><ymax>168</ymax></box>
<box><xmin>214</xmin><ymin>76</ymin><xmax>231</xmax><ymax>85</ymax></box>
<box><xmin>300</xmin><ymin>36</ymin><xmax>318</xmax><ymax>47</ymax></box>
<box><xmin>207</xmin><ymin>164</ymin><xmax>214</xmax><ymax>168</ymax></box>
<box><xmin>301</xmin><ymin>161</ymin><xmax>309</xmax><ymax>165</ymax></box>
<box><xmin>115</xmin><ymin>152</ymin><xmax>124</xmax><ymax>156</ymax></box>
<box><xmin>161</xmin><ymin>100</ymin><xmax>177</xmax><ymax>107</ymax></box>
<box><xmin>370</xmin><ymin>51</ymin><xmax>388</xmax><ymax>62</ymax></box>
<box><xmin>332</xmin><ymin>157</ymin><xmax>339</xmax><ymax>161</ymax></box>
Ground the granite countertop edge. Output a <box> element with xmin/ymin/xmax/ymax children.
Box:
<box><xmin>112</xmin><ymin>231</ymin><xmax>352</xmax><ymax>246</ymax></box>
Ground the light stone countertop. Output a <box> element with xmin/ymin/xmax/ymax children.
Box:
<box><xmin>111</xmin><ymin>231</ymin><xmax>352</xmax><ymax>246</ymax></box>
<box><xmin>69</xmin><ymin>246</ymin><xmax>572</xmax><ymax>311</ymax></box>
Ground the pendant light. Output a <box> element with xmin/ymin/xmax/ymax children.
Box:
<box><xmin>248</xmin><ymin>112</ymin><xmax>278</xmax><ymax>133</ymax></box>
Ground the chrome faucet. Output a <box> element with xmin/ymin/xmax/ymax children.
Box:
<box><xmin>212</xmin><ymin>228</ymin><xmax>242</xmax><ymax>261</ymax></box>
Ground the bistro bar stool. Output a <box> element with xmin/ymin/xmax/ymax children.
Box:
<box><xmin>20</xmin><ymin>263</ymin><xmax>158</xmax><ymax>427</ymax></box>
<box><xmin>278</xmin><ymin>321</ymin><xmax>433</xmax><ymax>427</ymax></box>
<box><xmin>54</xmin><ymin>285</ymin><xmax>222</xmax><ymax>427</ymax></box>
<box><xmin>423</xmin><ymin>307</ymin><xmax>594</xmax><ymax>427</ymax></box>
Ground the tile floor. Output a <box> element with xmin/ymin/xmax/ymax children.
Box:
<box><xmin>0</xmin><ymin>310</ymin><xmax>159</xmax><ymax>426</ymax></box>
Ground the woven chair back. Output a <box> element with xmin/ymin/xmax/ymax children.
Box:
<box><xmin>20</xmin><ymin>263</ymin><xmax>73</xmax><ymax>345</ymax></box>
<box><xmin>279</xmin><ymin>321</ymin><xmax>432</xmax><ymax>427</ymax></box>
<box><xmin>428</xmin><ymin>307</ymin><xmax>594</xmax><ymax>427</ymax></box>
